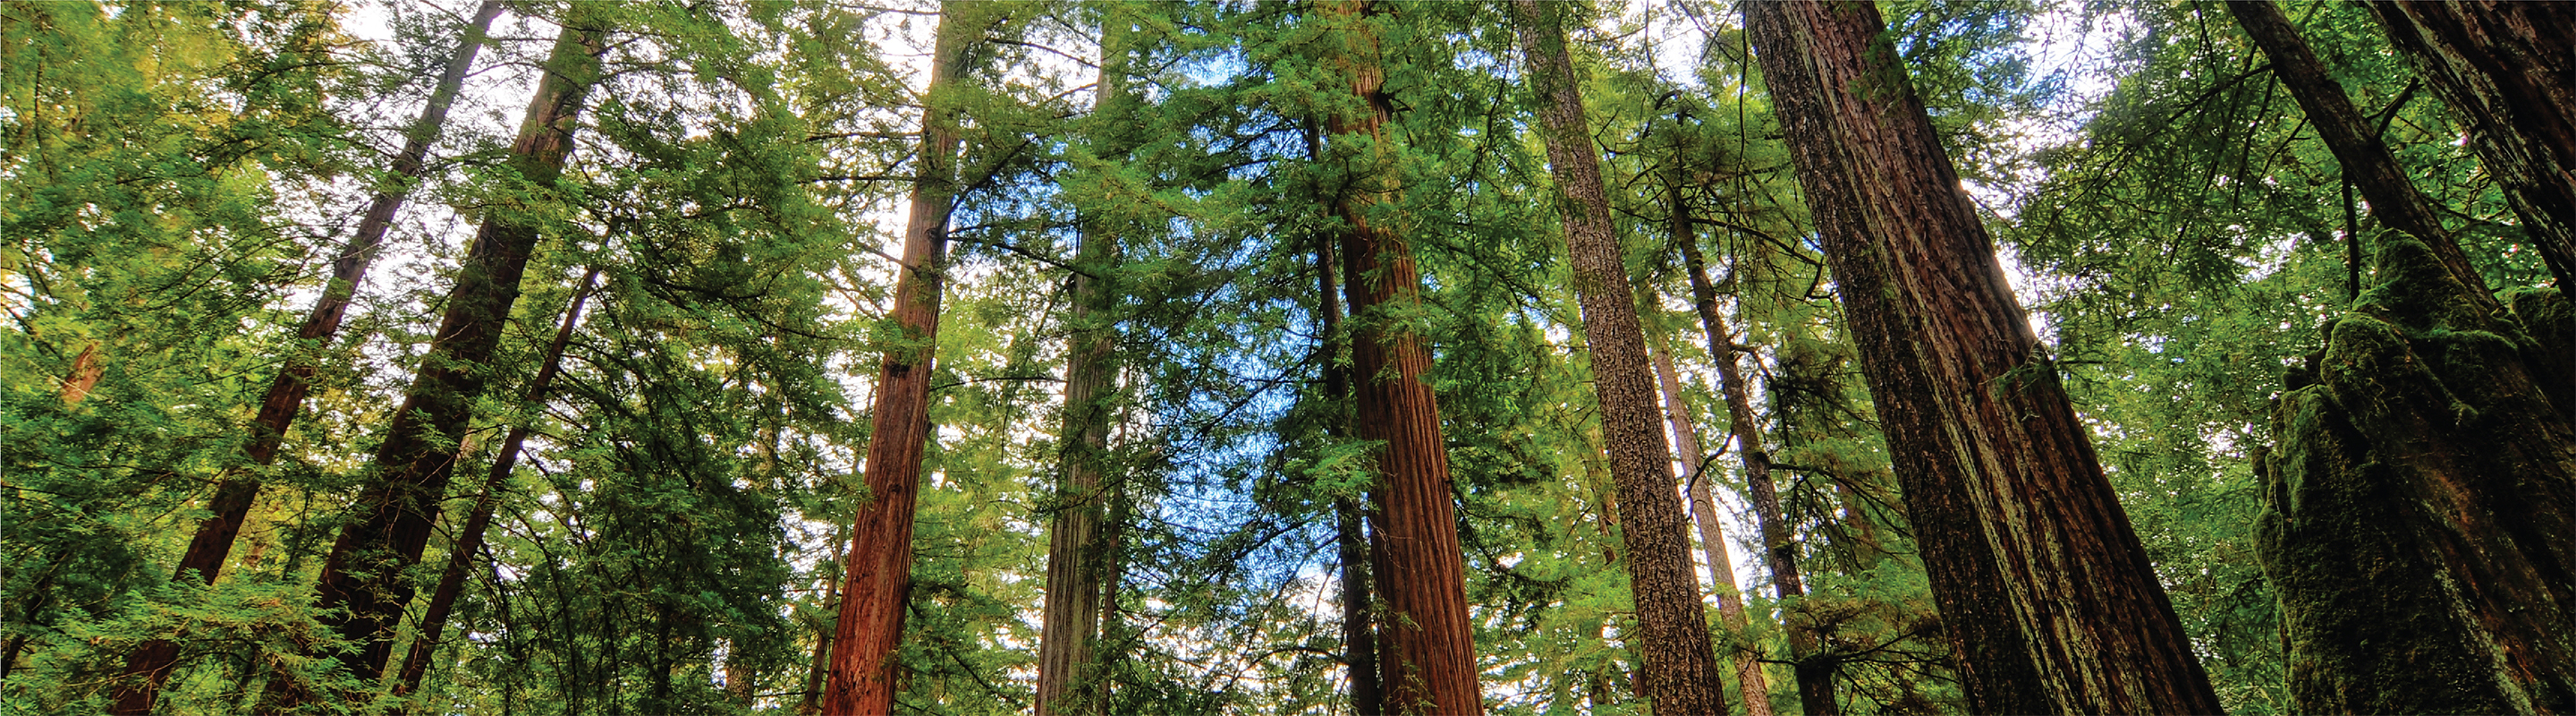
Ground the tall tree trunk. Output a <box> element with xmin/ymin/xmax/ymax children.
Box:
<box><xmin>821</xmin><ymin>4</ymin><xmax>967</xmax><ymax>713</ymax></box>
<box><xmin>1647</xmin><ymin>336</ymin><xmax>1776</xmax><ymax>716</ymax></box>
<box><xmin>1318</xmin><ymin>196</ymin><xmax>1384</xmax><ymax>716</ymax></box>
<box><xmin>2367</xmin><ymin>1</ymin><xmax>2576</xmax><ymax>289</ymax></box>
<box><xmin>391</xmin><ymin>268</ymin><xmax>597</xmax><ymax>709</ymax></box>
<box><xmin>1512</xmin><ymin>3</ymin><xmax>1725</xmax><ymax>714</ymax></box>
<box><xmin>1673</xmin><ymin>209</ymin><xmax>1829</xmax><ymax>716</ymax></box>
<box><xmin>267</xmin><ymin>18</ymin><xmax>605</xmax><ymax>712</ymax></box>
<box><xmin>2225</xmin><ymin>3</ymin><xmax>2487</xmax><ymax>299</ymax></box>
<box><xmin>800</xmin><ymin>526</ymin><xmax>847</xmax><ymax>715</ymax></box>
<box><xmin>1317</xmin><ymin>4</ymin><xmax>1481</xmax><ymax>714</ymax></box>
<box><xmin>2230</xmin><ymin>4</ymin><xmax>2576</xmax><ymax>712</ymax></box>
<box><xmin>1037</xmin><ymin>11</ymin><xmax>1132</xmax><ymax>714</ymax></box>
<box><xmin>1741</xmin><ymin>4</ymin><xmax>2224</xmax><ymax>713</ymax></box>
<box><xmin>113</xmin><ymin>7</ymin><xmax>506</xmax><ymax>711</ymax></box>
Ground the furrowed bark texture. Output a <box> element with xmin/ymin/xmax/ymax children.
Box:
<box><xmin>1323</xmin><ymin>4</ymin><xmax>1480</xmax><ymax>713</ymax></box>
<box><xmin>2257</xmin><ymin>271</ymin><xmax>2576</xmax><ymax>713</ymax></box>
<box><xmin>2231</xmin><ymin>3</ymin><xmax>2576</xmax><ymax>712</ymax></box>
<box><xmin>1513</xmin><ymin>3</ymin><xmax>1724</xmax><ymax>714</ymax></box>
<box><xmin>113</xmin><ymin>6</ymin><xmax>504</xmax><ymax>711</ymax></box>
<box><xmin>1741</xmin><ymin>3</ymin><xmax>2223</xmax><ymax>713</ymax></box>
<box><xmin>822</xmin><ymin>4</ymin><xmax>964</xmax><ymax>713</ymax></box>
<box><xmin>2367</xmin><ymin>1</ymin><xmax>2576</xmax><ymax>289</ymax></box>
<box><xmin>269</xmin><ymin>21</ymin><xmax>603</xmax><ymax>711</ymax></box>
<box><xmin>1648</xmin><ymin>337</ymin><xmax>1776</xmax><ymax>716</ymax></box>
<box><xmin>1036</xmin><ymin>13</ymin><xmax>1132</xmax><ymax>713</ymax></box>
<box><xmin>393</xmin><ymin>268</ymin><xmax>596</xmax><ymax>707</ymax></box>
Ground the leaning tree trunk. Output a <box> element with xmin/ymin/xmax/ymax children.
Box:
<box><xmin>1741</xmin><ymin>3</ymin><xmax>2224</xmax><ymax>713</ymax></box>
<box><xmin>1036</xmin><ymin>11</ymin><xmax>1133</xmax><ymax>714</ymax></box>
<box><xmin>1512</xmin><ymin>3</ymin><xmax>1726</xmax><ymax>714</ymax></box>
<box><xmin>267</xmin><ymin>18</ymin><xmax>605</xmax><ymax>712</ymax></box>
<box><xmin>821</xmin><ymin>4</ymin><xmax>966</xmax><ymax>714</ymax></box>
<box><xmin>112</xmin><ymin>6</ymin><xmax>505</xmax><ymax>712</ymax></box>
<box><xmin>2228</xmin><ymin>3</ymin><xmax>2576</xmax><ymax>712</ymax></box>
<box><xmin>391</xmin><ymin>268</ymin><xmax>596</xmax><ymax>708</ymax></box>
<box><xmin>1647</xmin><ymin>335</ymin><xmax>1777</xmax><ymax>716</ymax></box>
<box><xmin>1318</xmin><ymin>4</ymin><xmax>1481</xmax><ymax>714</ymax></box>
<box><xmin>2366</xmin><ymin>1</ymin><xmax>2576</xmax><ymax>289</ymax></box>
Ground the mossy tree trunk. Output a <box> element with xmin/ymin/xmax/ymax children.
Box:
<box><xmin>1742</xmin><ymin>3</ymin><xmax>2223</xmax><ymax>712</ymax></box>
<box><xmin>2230</xmin><ymin>3</ymin><xmax>2576</xmax><ymax>712</ymax></box>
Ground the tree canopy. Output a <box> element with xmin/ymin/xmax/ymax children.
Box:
<box><xmin>5</xmin><ymin>1</ymin><xmax>2567</xmax><ymax>715</ymax></box>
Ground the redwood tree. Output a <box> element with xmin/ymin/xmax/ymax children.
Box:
<box><xmin>1036</xmin><ymin>8</ymin><xmax>1135</xmax><ymax>714</ymax></box>
<box><xmin>1510</xmin><ymin>2</ymin><xmax>1725</xmax><ymax>714</ymax></box>
<box><xmin>269</xmin><ymin>15</ymin><xmax>607</xmax><ymax>709</ymax></box>
<box><xmin>820</xmin><ymin>3</ymin><xmax>968</xmax><ymax>713</ymax></box>
<box><xmin>1741</xmin><ymin>3</ymin><xmax>2224</xmax><ymax>712</ymax></box>
<box><xmin>111</xmin><ymin>4</ymin><xmax>504</xmax><ymax>711</ymax></box>
<box><xmin>1319</xmin><ymin>3</ymin><xmax>1481</xmax><ymax>713</ymax></box>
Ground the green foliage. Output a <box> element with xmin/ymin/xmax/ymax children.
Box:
<box><xmin>10</xmin><ymin>1</ymin><xmax>2544</xmax><ymax>713</ymax></box>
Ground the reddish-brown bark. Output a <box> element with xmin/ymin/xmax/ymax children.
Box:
<box><xmin>391</xmin><ymin>268</ymin><xmax>596</xmax><ymax>707</ymax></box>
<box><xmin>1316</xmin><ymin>193</ymin><xmax>1384</xmax><ymax>716</ymax></box>
<box><xmin>820</xmin><ymin>4</ymin><xmax>966</xmax><ymax>713</ymax></box>
<box><xmin>58</xmin><ymin>342</ymin><xmax>103</xmax><ymax>405</ymax></box>
<box><xmin>1320</xmin><ymin>4</ymin><xmax>1481</xmax><ymax>713</ymax></box>
<box><xmin>112</xmin><ymin>7</ymin><xmax>505</xmax><ymax>712</ymax></box>
<box><xmin>2367</xmin><ymin>1</ymin><xmax>2576</xmax><ymax>288</ymax></box>
<box><xmin>265</xmin><ymin>19</ymin><xmax>605</xmax><ymax>712</ymax></box>
<box><xmin>1742</xmin><ymin>3</ymin><xmax>2222</xmax><ymax>712</ymax></box>
<box><xmin>1513</xmin><ymin>3</ymin><xmax>1727</xmax><ymax>714</ymax></box>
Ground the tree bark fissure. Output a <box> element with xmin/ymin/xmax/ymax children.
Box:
<box><xmin>2232</xmin><ymin>3</ymin><xmax>2576</xmax><ymax>712</ymax></box>
<box><xmin>1741</xmin><ymin>3</ymin><xmax>2223</xmax><ymax>712</ymax></box>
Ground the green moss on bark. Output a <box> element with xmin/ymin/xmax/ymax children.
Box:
<box><xmin>2258</xmin><ymin>237</ymin><xmax>2576</xmax><ymax>714</ymax></box>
